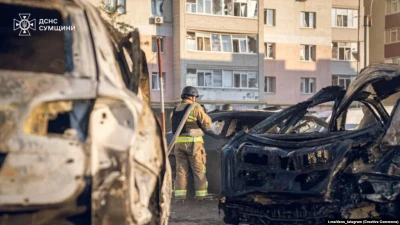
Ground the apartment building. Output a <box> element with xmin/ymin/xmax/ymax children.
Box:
<box><xmin>88</xmin><ymin>0</ymin><xmax>371</xmax><ymax>111</ymax></box>
<box><xmin>173</xmin><ymin>0</ymin><xmax>265</xmax><ymax>107</ymax></box>
<box><xmin>263</xmin><ymin>0</ymin><xmax>332</xmax><ymax>106</ymax></box>
<box><xmin>331</xmin><ymin>0</ymin><xmax>365</xmax><ymax>90</ymax></box>
<box><xmin>366</xmin><ymin>0</ymin><xmax>400</xmax><ymax>65</ymax></box>
<box><xmin>366</xmin><ymin>0</ymin><xmax>400</xmax><ymax>105</ymax></box>
<box><xmin>384</xmin><ymin>0</ymin><xmax>400</xmax><ymax>64</ymax></box>
<box><xmin>262</xmin><ymin>0</ymin><xmax>365</xmax><ymax>107</ymax></box>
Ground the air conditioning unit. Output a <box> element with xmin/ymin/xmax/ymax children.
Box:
<box><xmin>154</xmin><ymin>16</ymin><xmax>164</xmax><ymax>24</ymax></box>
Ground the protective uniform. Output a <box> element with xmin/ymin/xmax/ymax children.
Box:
<box><xmin>171</xmin><ymin>86</ymin><xmax>212</xmax><ymax>200</ymax></box>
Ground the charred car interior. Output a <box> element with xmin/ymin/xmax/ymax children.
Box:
<box><xmin>220</xmin><ymin>64</ymin><xmax>400</xmax><ymax>225</ymax></box>
<box><xmin>0</xmin><ymin>1</ymin><xmax>171</xmax><ymax>225</ymax></box>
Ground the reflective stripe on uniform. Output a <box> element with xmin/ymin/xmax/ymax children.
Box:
<box><xmin>172</xmin><ymin>104</ymin><xmax>203</xmax><ymax>143</ymax></box>
<box><xmin>203</xmin><ymin>164</ymin><xmax>206</xmax><ymax>173</ymax></box>
<box><xmin>176</xmin><ymin>136</ymin><xmax>204</xmax><ymax>143</ymax></box>
<box><xmin>195</xmin><ymin>190</ymin><xmax>207</xmax><ymax>197</ymax></box>
<box><xmin>174</xmin><ymin>190</ymin><xmax>187</xmax><ymax>197</ymax></box>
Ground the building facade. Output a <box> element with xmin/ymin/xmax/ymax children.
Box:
<box><xmin>88</xmin><ymin>0</ymin><xmax>371</xmax><ymax>110</ymax></box>
<box><xmin>87</xmin><ymin>0</ymin><xmax>175</xmax><ymax>105</ymax></box>
<box><xmin>174</xmin><ymin>0</ymin><xmax>265</xmax><ymax>108</ymax></box>
<box><xmin>366</xmin><ymin>0</ymin><xmax>400</xmax><ymax>65</ymax></box>
<box><xmin>366</xmin><ymin>0</ymin><xmax>400</xmax><ymax>105</ymax></box>
<box><xmin>263</xmin><ymin>0</ymin><xmax>365</xmax><ymax>106</ymax></box>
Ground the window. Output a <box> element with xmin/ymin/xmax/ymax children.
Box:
<box><xmin>152</xmin><ymin>37</ymin><xmax>164</xmax><ymax>52</ymax></box>
<box><xmin>300</xmin><ymin>12</ymin><xmax>316</xmax><ymax>28</ymax></box>
<box><xmin>212</xmin><ymin>34</ymin><xmax>222</xmax><ymax>51</ymax></box>
<box><xmin>193</xmin><ymin>0</ymin><xmax>213</xmax><ymax>13</ymax></box>
<box><xmin>213</xmin><ymin>0</ymin><xmax>223</xmax><ymax>15</ymax></box>
<box><xmin>332</xmin><ymin>42</ymin><xmax>358</xmax><ymax>61</ymax></box>
<box><xmin>336</xmin><ymin>101</ymin><xmax>379</xmax><ymax>131</ymax></box>
<box><xmin>248</xmin><ymin>72</ymin><xmax>257</xmax><ymax>88</ymax></box>
<box><xmin>151</xmin><ymin>72</ymin><xmax>166</xmax><ymax>90</ymax></box>
<box><xmin>300</xmin><ymin>45</ymin><xmax>316</xmax><ymax>61</ymax></box>
<box><xmin>186</xmin><ymin>69</ymin><xmax>258</xmax><ymax>88</ymax></box>
<box><xmin>222</xmin><ymin>35</ymin><xmax>232</xmax><ymax>52</ymax></box>
<box><xmin>197</xmin><ymin>70</ymin><xmax>213</xmax><ymax>86</ymax></box>
<box><xmin>117</xmin><ymin>0</ymin><xmax>126</xmax><ymax>13</ymax></box>
<box><xmin>248</xmin><ymin>0</ymin><xmax>258</xmax><ymax>18</ymax></box>
<box><xmin>105</xmin><ymin>0</ymin><xmax>125</xmax><ymax>13</ymax></box>
<box><xmin>301</xmin><ymin>78</ymin><xmax>315</xmax><ymax>94</ymax></box>
<box><xmin>198</xmin><ymin>0</ymin><xmax>204</xmax><ymax>13</ymax></box>
<box><xmin>387</xmin><ymin>0</ymin><xmax>400</xmax><ymax>14</ymax></box>
<box><xmin>232</xmin><ymin>35</ymin><xmax>247</xmax><ymax>53</ymax></box>
<box><xmin>264</xmin><ymin>43</ymin><xmax>275</xmax><ymax>59</ymax></box>
<box><xmin>187</xmin><ymin>32</ymin><xmax>256</xmax><ymax>54</ymax></box>
<box><xmin>264</xmin><ymin>9</ymin><xmax>275</xmax><ymax>26</ymax></box>
<box><xmin>385</xmin><ymin>28</ymin><xmax>400</xmax><ymax>44</ymax></box>
<box><xmin>151</xmin><ymin>0</ymin><xmax>163</xmax><ymax>16</ymax></box>
<box><xmin>247</xmin><ymin>36</ymin><xmax>257</xmax><ymax>53</ymax></box>
<box><xmin>264</xmin><ymin>77</ymin><xmax>276</xmax><ymax>93</ymax></box>
<box><xmin>186</xmin><ymin>69</ymin><xmax>197</xmax><ymax>86</ymax></box>
<box><xmin>213</xmin><ymin>70</ymin><xmax>223</xmax><ymax>87</ymax></box>
<box><xmin>186</xmin><ymin>0</ymin><xmax>257</xmax><ymax>18</ymax></box>
<box><xmin>233</xmin><ymin>2</ymin><xmax>247</xmax><ymax>17</ymax></box>
<box><xmin>196</xmin><ymin>33</ymin><xmax>211</xmax><ymax>51</ymax></box>
<box><xmin>186</xmin><ymin>0</ymin><xmax>197</xmax><ymax>13</ymax></box>
<box><xmin>223</xmin><ymin>70</ymin><xmax>233</xmax><ymax>87</ymax></box>
<box><xmin>211</xmin><ymin>119</ymin><xmax>226</xmax><ymax>135</ymax></box>
<box><xmin>234</xmin><ymin>72</ymin><xmax>248</xmax><ymax>88</ymax></box>
<box><xmin>205</xmin><ymin>0</ymin><xmax>212</xmax><ymax>13</ymax></box>
<box><xmin>332</xmin><ymin>75</ymin><xmax>356</xmax><ymax>89</ymax></box>
<box><xmin>186</xmin><ymin>32</ymin><xmax>196</xmax><ymax>50</ymax></box>
<box><xmin>332</xmin><ymin>8</ymin><xmax>357</xmax><ymax>28</ymax></box>
<box><xmin>391</xmin><ymin>57</ymin><xmax>400</xmax><ymax>64</ymax></box>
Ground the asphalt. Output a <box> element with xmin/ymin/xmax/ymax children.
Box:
<box><xmin>168</xmin><ymin>195</ymin><xmax>226</xmax><ymax>225</ymax></box>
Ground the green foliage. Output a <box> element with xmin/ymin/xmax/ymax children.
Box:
<box><xmin>98</xmin><ymin>1</ymin><xmax>134</xmax><ymax>35</ymax></box>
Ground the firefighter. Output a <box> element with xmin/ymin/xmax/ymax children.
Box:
<box><xmin>171</xmin><ymin>86</ymin><xmax>212</xmax><ymax>202</ymax></box>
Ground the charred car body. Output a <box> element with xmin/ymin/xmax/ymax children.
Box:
<box><xmin>220</xmin><ymin>64</ymin><xmax>400</xmax><ymax>224</ymax></box>
<box><xmin>0</xmin><ymin>1</ymin><xmax>171</xmax><ymax>225</ymax></box>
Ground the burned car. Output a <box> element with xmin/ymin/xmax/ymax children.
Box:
<box><xmin>167</xmin><ymin>110</ymin><xmax>275</xmax><ymax>195</ymax></box>
<box><xmin>0</xmin><ymin>1</ymin><xmax>171</xmax><ymax>225</ymax></box>
<box><xmin>220</xmin><ymin>64</ymin><xmax>400</xmax><ymax>224</ymax></box>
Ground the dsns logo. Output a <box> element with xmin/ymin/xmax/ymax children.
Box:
<box><xmin>14</xmin><ymin>13</ymin><xmax>36</xmax><ymax>36</ymax></box>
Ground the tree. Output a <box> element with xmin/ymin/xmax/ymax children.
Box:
<box><xmin>98</xmin><ymin>1</ymin><xmax>134</xmax><ymax>35</ymax></box>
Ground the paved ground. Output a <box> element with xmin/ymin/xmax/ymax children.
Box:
<box><xmin>169</xmin><ymin>196</ymin><xmax>226</xmax><ymax>225</ymax></box>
